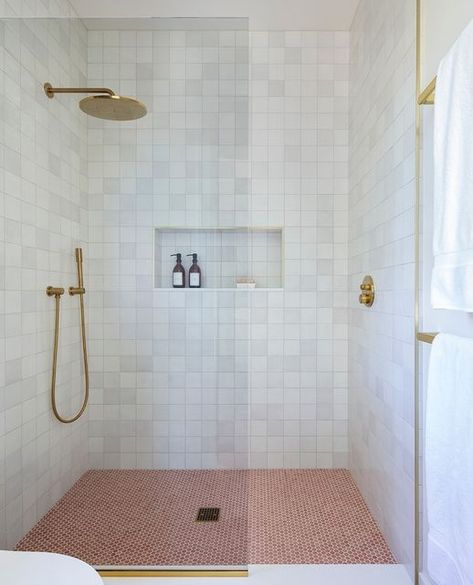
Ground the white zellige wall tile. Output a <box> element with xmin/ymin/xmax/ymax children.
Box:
<box><xmin>0</xmin><ymin>2</ymin><xmax>89</xmax><ymax>549</ymax></box>
<box><xmin>247</xmin><ymin>30</ymin><xmax>349</xmax><ymax>469</ymax></box>
<box><xmin>87</xmin><ymin>27</ymin><xmax>349</xmax><ymax>471</ymax></box>
<box><xmin>348</xmin><ymin>0</ymin><xmax>416</xmax><ymax>574</ymax></box>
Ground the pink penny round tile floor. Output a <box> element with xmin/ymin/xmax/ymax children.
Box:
<box><xmin>16</xmin><ymin>469</ymin><xmax>396</xmax><ymax>566</ymax></box>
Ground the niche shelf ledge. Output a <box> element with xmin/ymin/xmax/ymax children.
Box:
<box><xmin>154</xmin><ymin>226</ymin><xmax>284</xmax><ymax>290</ymax></box>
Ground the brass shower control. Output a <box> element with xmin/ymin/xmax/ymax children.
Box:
<box><xmin>46</xmin><ymin>286</ymin><xmax>65</xmax><ymax>297</ymax></box>
<box><xmin>359</xmin><ymin>275</ymin><xmax>375</xmax><ymax>307</ymax></box>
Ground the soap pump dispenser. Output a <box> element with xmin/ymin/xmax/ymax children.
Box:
<box><xmin>170</xmin><ymin>254</ymin><xmax>185</xmax><ymax>288</ymax></box>
<box><xmin>187</xmin><ymin>253</ymin><xmax>201</xmax><ymax>288</ymax></box>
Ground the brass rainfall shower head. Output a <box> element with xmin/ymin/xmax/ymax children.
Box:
<box><xmin>44</xmin><ymin>82</ymin><xmax>147</xmax><ymax>121</ymax></box>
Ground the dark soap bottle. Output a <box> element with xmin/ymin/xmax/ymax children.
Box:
<box><xmin>187</xmin><ymin>253</ymin><xmax>201</xmax><ymax>288</ymax></box>
<box><xmin>171</xmin><ymin>253</ymin><xmax>185</xmax><ymax>288</ymax></box>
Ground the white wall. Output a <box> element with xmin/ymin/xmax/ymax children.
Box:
<box><xmin>69</xmin><ymin>0</ymin><xmax>360</xmax><ymax>31</ymax></box>
<box><xmin>349</xmin><ymin>0</ymin><xmax>417</xmax><ymax>578</ymax></box>
<box><xmin>0</xmin><ymin>4</ymin><xmax>89</xmax><ymax>548</ymax></box>
<box><xmin>421</xmin><ymin>0</ymin><xmax>473</xmax><ymax>86</ymax></box>
<box><xmin>86</xmin><ymin>26</ymin><xmax>350</xmax><ymax>470</ymax></box>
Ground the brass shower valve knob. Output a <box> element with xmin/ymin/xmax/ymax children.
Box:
<box><xmin>359</xmin><ymin>292</ymin><xmax>372</xmax><ymax>305</ymax></box>
<box><xmin>359</xmin><ymin>276</ymin><xmax>375</xmax><ymax>307</ymax></box>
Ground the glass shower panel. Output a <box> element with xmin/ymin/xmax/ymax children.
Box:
<box><xmin>146</xmin><ymin>16</ymin><xmax>252</xmax><ymax>570</ymax></box>
<box><xmin>3</xmin><ymin>15</ymin><xmax>250</xmax><ymax>575</ymax></box>
<box><xmin>88</xmin><ymin>16</ymin><xmax>252</xmax><ymax>573</ymax></box>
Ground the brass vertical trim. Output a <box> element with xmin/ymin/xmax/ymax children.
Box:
<box><xmin>415</xmin><ymin>0</ymin><xmax>422</xmax><ymax>583</ymax></box>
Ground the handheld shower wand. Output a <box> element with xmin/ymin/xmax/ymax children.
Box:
<box><xmin>47</xmin><ymin>248</ymin><xmax>89</xmax><ymax>423</ymax></box>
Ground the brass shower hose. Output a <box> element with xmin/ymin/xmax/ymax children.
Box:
<box><xmin>46</xmin><ymin>248</ymin><xmax>89</xmax><ymax>423</ymax></box>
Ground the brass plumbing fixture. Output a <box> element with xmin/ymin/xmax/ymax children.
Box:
<box><xmin>359</xmin><ymin>275</ymin><xmax>375</xmax><ymax>307</ymax></box>
<box><xmin>44</xmin><ymin>82</ymin><xmax>147</xmax><ymax>121</ymax></box>
<box><xmin>47</xmin><ymin>248</ymin><xmax>89</xmax><ymax>424</ymax></box>
<box><xmin>46</xmin><ymin>286</ymin><xmax>65</xmax><ymax>297</ymax></box>
<box><xmin>69</xmin><ymin>248</ymin><xmax>85</xmax><ymax>297</ymax></box>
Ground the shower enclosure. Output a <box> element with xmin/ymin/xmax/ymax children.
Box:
<box><xmin>0</xmin><ymin>8</ymin><xmax>406</xmax><ymax>580</ymax></box>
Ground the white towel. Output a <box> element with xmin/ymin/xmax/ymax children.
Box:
<box><xmin>432</xmin><ymin>19</ymin><xmax>473</xmax><ymax>311</ymax></box>
<box><xmin>426</xmin><ymin>334</ymin><xmax>473</xmax><ymax>585</ymax></box>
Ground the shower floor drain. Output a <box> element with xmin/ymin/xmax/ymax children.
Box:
<box><xmin>196</xmin><ymin>507</ymin><xmax>220</xmax><ymax>522</ymax></box>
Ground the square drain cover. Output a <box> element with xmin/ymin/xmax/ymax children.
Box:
<box><xmin>196</xmin><ymin>507</ymin><xmax>220</xmax><ymax>522</ymax></box>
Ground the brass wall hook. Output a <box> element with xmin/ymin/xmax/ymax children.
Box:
<box><xmin>359</xmin><ymin>275</ymin><xmax>375</xmax><ymax>307</ymax></box>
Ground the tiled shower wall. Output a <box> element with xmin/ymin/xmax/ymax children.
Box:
<box><xmin>247</xmin><ymin>31</ymin><xmax>349</xmax><ymax>468</ymax></box>
<box><xmin>86</xmin><ymin>27</ymin><xmax>349</xmax><ymax>469</ymax></box>
<box><xmin>348</xmin><ymin>0</ymin><xmax>416</xmax><ymax>573</ymax></box>
<box><xmin>0</xmin><ymin>6</ymin><xmax>89</xmax><ymax>547</ymax></box>
<box><xmin>0</xmin><ymin>1</ymin><xmax>418</xmax><ymax>563</ymax></box>
<box><xmin>86</xmin><ymin>25</ymin><xmax>253</xmax><ymax>470</ymax></box>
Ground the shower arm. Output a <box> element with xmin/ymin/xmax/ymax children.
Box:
<box><xmin>44</xmin><ymin>83</ymin><xmax>116</xmax><ymax>98</ymax></box>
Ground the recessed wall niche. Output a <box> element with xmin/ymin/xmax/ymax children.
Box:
<box><xmin>154</xmin><ymin>227</ymin><xmax>283</xmax><ymax>289</ymax></box>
